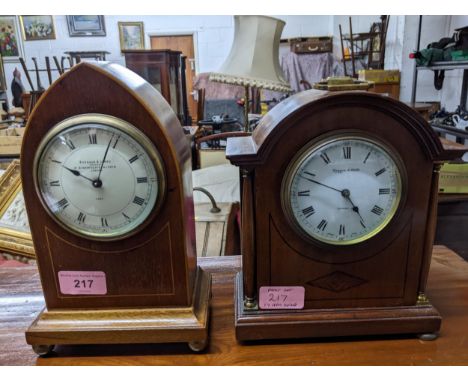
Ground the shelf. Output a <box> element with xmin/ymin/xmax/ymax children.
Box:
<box><xmin>417</xmin><ymin>61</ymin><xmax>468</xmax><ymax>71</ymax></box>
<box><xmin>431</xmin><ymin>122</ymin><xmax>468</xmax><ymax>137</ymax></box>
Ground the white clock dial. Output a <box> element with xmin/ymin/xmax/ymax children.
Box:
<box><xmin>283</xmin><ymin>136</ymin><xmax>403</xmax><ymax>245</ymax></box>
<box><xmin>35</xmin><ymin>115</ymin><xmax>164</xmax><ymax>239</ymax></box>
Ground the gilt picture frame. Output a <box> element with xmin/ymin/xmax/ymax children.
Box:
<box><xmin>19</xmin><ymin>15</ymin><xmax>56</xmax><ymax>41</ymax></box>
<box><xmin>0</xmin><ymin>160</ymin><xmax>34</xmax><ymax>258</ymax></box>
<box><xmin>0</xmin><ymin>54</ymin><xmax>6</xmax><ymax>91</ymax></box>
<box><xmin>118</xmin><ymin>22</ymin><xmax>145</xmax><ymax>51</ymax></box>
<box><xmin>66</xmin><ymin>15</ymin><xmax>106</xmax><ymax>37</ymax></box>
<box><xmin>0</xmin><ymin>15</ymin><xmax>24</xmax><ymax>62</ymax></box>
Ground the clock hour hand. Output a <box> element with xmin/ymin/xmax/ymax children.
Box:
<box><xmin>341</xmin><ymin>190</ymin><xmax>366</xmax><ymax>225</ymax></box>
<box><xmin>62</xmin><ymin>165</ymin><xmax>95</xmax><ymax>184</ymax></box>
<box><xmin>299</xmin><ymin>175</ymin><xmax>343</xmax><ymax>193</ymax></box>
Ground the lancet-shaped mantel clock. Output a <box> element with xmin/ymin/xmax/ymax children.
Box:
<box><xmin>22</xmin><ymin>62</ymin><xmax>210</xmax><ymax>354</ymax></box>
<box><xmin>226</xmin><ymin>90</ymin><xmax>467</xmax><ymax>342</ymax></box>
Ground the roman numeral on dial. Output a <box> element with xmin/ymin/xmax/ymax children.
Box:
<box><xmin>371</xmin><ymin>205</ymin><xmax>384</xmax><ymax>215</ymax></box>
<box><xmin>375</xmin><ymin>168</ymin><xmax>386</xmax><ymax>177</ymax></box>
<box><xmin>298</xmin><ymin>190</ymin><xmax>310</xmax><ymax>196</ymax></box>
<box><xmin>317</xmin><ymin>219</ymin><xmax>328</xmax><ymax>231</ymax></box>
<box><xmin>339</xmin><ymin>224</ymin><xmax>346</xmax><ymax>235</ymax></box>
<box><xmin>101</xmin><ymin>217</ymin><xmax>109</xmax><ymax>227</ymax></box>
<box><xmin>320</xmin><ymin>152</ymin><xmax>331</xmax><ymax>164</ymax></box>
<box><xmin>56</xmin><ymin>198</ymin><xmax>69</xmax><ymax>210</ymax></box>
<box><xmin>77</xmin><ymin>212</ymin><xmax>86</xmax><ymax>224</ymax></box>
<box><xmin>65</xmin><ymin>138</ymin><xmax>75</xmax><ymax>150</ymax></box>
<box><xmin>129</xmin><ymin>155</ymin><xmax>139</xmax><ymax>164</ymax></box>
<box><xmin>133</xmin><ymin>196</ymin><xmax>145</xmax><ymax>206</ymax></box>
<box><xmin>49</xmin><ymin>180</ymin><xmax>60</xmax><ymax>187</ymax></box>
<box><xmin>302</xmin><ymin>206</ymin><xmax>315</xmax><ymax>218</ymax></box>
<box><xmin>379</xmin><ymin>188</ymin><xmax>390</xmax><ymax>195</ymax></box>
<box><xmin>137</xmin><ymin>177</ymin><xmax>148</xmax><ymax>184</ymax></box>
<box><xmin>112</xmin><ymin>135</ymin><xmax>120</xmax><ymax>149</ymax></box>
<box><xmin>89</xmin><ymin>133</ymin><xmax>97</xmax><ymax>144</ymax></box>
<box><xmin>363</xmin><ymin>151</ymin><xmax>371</xmax><ymax>163</ymax></box>
<box><xmin>343</xmin><ymin>146</ymin><xmax>351</xmax><ymax>159</ymax></box>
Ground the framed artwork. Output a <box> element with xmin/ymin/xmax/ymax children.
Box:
<box><xmin>66</xmin><ymin>15</ymin><xmax>106</xmax><ymax>37</ymax></box>
<box><xmin>0</xmin><ymin>160</ymin><xmax>35</xmax><ymax>258</ymax></box>
<box><xmin>0</xmin><ymin>54</ymin><xmax>6</xmax><ymax>91</ymax></box>
<box><xmin>118</xmin><ymin>22</ymin><xmax>145</xmax><ymax>50</ymax></box>
<box><xmin>0</xmin><ymin>15</ymin><xmax>24</xmax><ymax>62</ymax></box>
<box><xmin>19</xmin><ymin>15</ymin><xmax>56</xmax><ymax>41</ymax></box>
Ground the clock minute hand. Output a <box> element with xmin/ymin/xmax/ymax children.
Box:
<box><xmin>62</xmin><ymin>165</ymin><xmax>95</xmax><ymax>183</ymax></box>
<box><xmin>97</xmin><ymin>133</ymin><xmax>115</xmax><ymax>182</ymax></box>
<box><xmin>299</xmin><ymin>175</ymin><xmax>343</xmax><ymax>193</ymax></box>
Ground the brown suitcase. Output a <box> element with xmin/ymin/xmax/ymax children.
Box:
<box><xmin>291</xmin><ymin>37</ymin><xmax>333</xmax><ymax>54</ymax></box>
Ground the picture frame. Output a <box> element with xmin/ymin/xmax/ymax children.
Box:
<box><xmin>19</xmin><ymin>15</ymin><xmax>56</xmax><ymax>41</ymax></box>
<box><xmin>0</xmin><ymin>54</ymin><xmax>6</xmax><ymax>91</ymax></box>
<box><xmin>66</xmin><ymin>15</ymin><xmax>106</xmax><ymax>37</ymax></box>
<box><xmin>118</xmin><ymin>22</ymin><xmax>145</xmax><ymax>51</ymax></box>
<box><xmin>0</xmin><ymin>15</ymin><xmax>24</xmax><ymax>62</ymax></box>
<box><xmin>0</xmin><ymin>160</ymin><xmax>34</xmax><ymax>258</ymax></box>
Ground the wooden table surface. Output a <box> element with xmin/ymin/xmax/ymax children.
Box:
<box><xmin>1</xmin><ymin>245</ymin><xmax>467</xmax><ymax>365</ymax></box>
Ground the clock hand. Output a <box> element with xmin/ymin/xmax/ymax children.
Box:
<box><xmin>62</xmin><ymin>165</ymin><xmax>95</xmax><ymax>184</ymax></box>
<box><xmin>299</xmin><ymin>175</ymin><xmax>343</xmax><ymax>193</ymax></box>
<box><xmin>341</xmin><ymin>189</ymin><xmax>366</xmax><ymax>225</ymax></box>
<box><xmin>97</xmin><ymin>133</ymin><xmax>114</xmax><ymax>182</ymax></box>
<box><xmin>300</xmin><ymin>174</ymin><xmax>366</xmax><ymax>224</ymax></box>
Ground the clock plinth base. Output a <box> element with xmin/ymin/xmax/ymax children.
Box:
<box><xmin>26</xmin><ymin>268</ymin><xmax>211</xmax><ymax>353</ymax></box>
<box><xmin>234</xmin><ymin>273</ymin><xmax>441</xmax><ymax>342</ymax></box>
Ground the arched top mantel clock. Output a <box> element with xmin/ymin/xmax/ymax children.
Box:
<box><xmin>22</xmin><ymin>62</ymin><xmax>210</xmax><ymax>354</ymax></box>
<box><xmin>227</xmin><ymin>90</ymin><xmax>466</xmax><ymax>342</ymax></box>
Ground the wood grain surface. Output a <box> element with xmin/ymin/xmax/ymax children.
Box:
<box><xmin>1</xmin><ymin>246</ymin><xmax>467</xmax><ymax>365</ymax></box>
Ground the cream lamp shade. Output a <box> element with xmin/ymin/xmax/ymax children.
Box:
<box><xmin>210</xmin><ymin>15</ymin><xmax>291</xmax><ymax>93</ymax></box>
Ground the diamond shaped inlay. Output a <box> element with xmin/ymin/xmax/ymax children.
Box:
<box><xmin>307</xmin><ymin>271</ymin><xmax>367</xmax><ymax>292</ymax></box>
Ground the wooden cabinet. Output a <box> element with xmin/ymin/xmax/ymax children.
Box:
<box><xmin>123</xmin><ymin>49</ymin><xmax>190</xmax><ymax>125</ymax></box>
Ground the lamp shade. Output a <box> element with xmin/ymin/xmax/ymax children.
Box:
<box><xmin>210</xmin><ymin>15</ymin><xmax>291</xmax><ymax>93</ymax></box>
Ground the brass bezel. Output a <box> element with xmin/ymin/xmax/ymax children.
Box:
<box><xmin>281</xmin><ymin>132</ymin><xmax>406</xmax><ymax>246</ymax></box>
<box><xmin>33</xmin><ymin>113</ymin><xmax>166</xmax><ymax>241</ymax></box>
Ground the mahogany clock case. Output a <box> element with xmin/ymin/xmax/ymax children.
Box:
<box><xmin>21</xmin><ymin>62</ymin><xmax>210</xmax><ymax>351</ymax></box>
<box><xmin>227</xmin><ymin>90</ymin><xmax>466</xmax><ymax>341</ymax></box>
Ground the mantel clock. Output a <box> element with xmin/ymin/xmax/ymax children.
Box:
<box><xmin>22</xmin><ymin>62</ymin><xmax>210</xmax><ymax>354</ymax></box>
<box><xmin>226</xmin><ymin>90</ymin><xmax>466</xmax><ymax>341</ymax></box>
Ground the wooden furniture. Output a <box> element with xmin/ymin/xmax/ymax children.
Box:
<box><xmin>226</xmin><ymin>90</ymin><xmax>468</xmax><ymax>342</ymax></box>
<box><xmin>123</xmin><ymin>49</ymin><xmax>190</xmax><ymax>125</ymax></box>
<box><xmin>195</xmin><ymin>202</ymin><xmax>240</xmax><ymax>257</ymax></box>
<box><xmin>20</xmin><ymin>62</ymin><xmax>210</xmax><ymax>354</ymax></box>
<box><xmin>64</xmin><ymin>51</ymin><xmax>110</xmax><ymax>64</ymax></box>
<box><xmin>339</xmin><ymin>16</ymin><xmax>389</xmax><ymax>77</ymax></box>
<box><xmin>195</xmin><ymin>131</ymin><xmax>250</xmax><ymax>169</ymax></box>
<box><xmin>0</xmin><ymin>246</ymin><xmax>467</xmax><ymax>365</ymax></box>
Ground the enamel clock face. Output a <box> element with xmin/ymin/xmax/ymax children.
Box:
<box><xmin>34</xmin><ymin>114</ymin><xmax>165</xmax><ymax>240</ymax></box>
<box><xmin>282</xmin><ymin>135</ymin><xmax>403</xmax><ymax>245</ymax></box>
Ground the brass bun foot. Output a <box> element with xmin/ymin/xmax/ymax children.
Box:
<box><xmin>188</xmin><ymin>338</ymin><xmax>208</xmax><ymax>352</ymax></box>
<box><xmin>32</xmin><ymin>344</ymin><xmax>55</xmax><ymax>356</ymax></box>
<box><xmin>418</xmin><ymin>332</ymin><xmax>439</xmax><ymax>341</ymax></box>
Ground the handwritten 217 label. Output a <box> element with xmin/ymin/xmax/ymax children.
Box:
<box><xmin>58</xmin><ymin>271</ymin><xmax>107</xmax><ymax>295</ymax></box>
<box><xmin>259</xmin><ymin>286</ymin><xmax>305</xmax><ymax>310</ymax></box>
